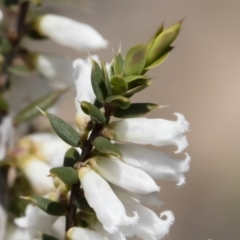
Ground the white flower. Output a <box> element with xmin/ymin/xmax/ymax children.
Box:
<box><xmin>67</xmin><ymin>227</ymin><xmax>105</xmax><ymax>240</ymax></box>
<box><xmin>0</xmin><ymin>204</ymin><xmax>7</xmax><ymax>240</ymax></box>
<box><xmin>116</xmin><ymin>144</ymin><xmax>191</xmax><ymax>186</ymax></box>
<box><xmin>73</xmin><ymin>56</ymin><xmax>98</xmax><ymax>129</ymax></box>
<box><xmin>108</xmin><ymin>113</ymin><xmax>189</xmax><ymax>153</ymax></box>
<box><xmin>78</xmin><ymin>167</ymin><xmax>139</xmax><ymax>234</ymax></box>
<box><xmin>114</xmin><ymin>190</ymin><xmax>175</xmax><ymax>240</ymax></box>
<box><xmin>90</xmin><ymin>156</ymin><xmax>159</xmax><ymax>194</ymax></box>
<box><xmin>37</xmin><ymin>14</ymin><xmax>108</xmax><ymax>51</ymax></box>
<box><xmin>0</xmin><ymin>9</ymin><xmax>3</xmax><ymax>22</ymax></box>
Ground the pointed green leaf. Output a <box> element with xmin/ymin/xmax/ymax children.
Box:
<box><xmin>81</xmin><ymin>101</ymin><xmax>106</xmax><ymax>124</ymax></box>
<box><xmin>23</xmin><ymin>196</ymin><xmax>66</xmax><ymax>216</ymax></box>
<box><xmin>114</xmin><ymin>51</ymin><xmax>125</xmax><ymax>75</ymax></box>
<box><xmin>0</xmin><ymin>94</ymin><xmax>8</xmax><ymax>112</ymax></box>
<box><xmin>63</xmin><ymin>147</ymin><xmax>80</xmax><ymax>167</ymax></box>
<box><xmin>122</xmin><ymin>81</ymin><xmax>151</xmax><ymax>98</ymax></box>
<box><xmin>113</xmin><ymin>103</ymin><xmax>158</xmax><ymax>118</ymax></box>
<box><xmin>106</xmin><ymin>95</ymin><xmax>130</xmax><ymax>109</ymax></box>
<box><xmin>91</xmin><ymin>59</ymin><xmax>107</xmax><ymax>102</ymax></box>
<box><xmin>50</xmin><ymin>167</ymin><xmax>79</xmax><ymax>185</ymax></box>
<box><xmin>124</xmin><ymin>44</ymin><xmax>147</xmax><ymax>76</ymax></box>
<box><xmin>125</xmin><ymin>75</ymin><xmax>150</xmax><ymax>89</ymax></box>
<box><xmin>101</xmin><ymin>60</ymin><xmax>112</xmax><ymax>96</ymax></box>
<box><xmin>92</xmin><ymin>136</ymin><xmax>122</xmax><ymax>158</ymax></box>
<box><xmin>74</xmin><ymin>197</ymin><xmax>94</xmax><ymax>214</ymax></box>
<box><xmin>14</xmin><ymin>89</ymin><xmax>67</xmax><ymax>125</ymax></box>
<box><xmin>110</xmin><ymin>75</ymin><xmax>128</xmax><ymax>94</ymax></box>
<box><xmin>146</xmin><ymin>21</ymin><xmax>182</xmax><ymax>67</ymax></box>
<box><xmin>42</xmin><ymin>234</ymin><xmax>59</xmax><ymax>240</ymax></box>
<box><xmin>45</xmin><ymin>112</ymin><xmax>81</xmax><ymax>147</ymax></box>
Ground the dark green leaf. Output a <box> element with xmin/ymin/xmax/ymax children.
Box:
<box><xmin>45</xmin><ymin>112</ymin><xmax>81</xmax><ymax>147</ymax></box>
<box><xmin>42</xmin><ymin>234</ymin><xmax>59</xmax><ymax>240</ymax></box>
<box><xmin>91</xmin><ymin>59</ymin><xmax>107</xmax><ymax>102</ymax></box>
<box><xmin>106</xmin><ymin>95</ymin><xmax>130</xmax><ymax>109</ymax></box>
<box><xmin>110</xmin><ymin>75</ymin><xmax>128</xmax><ymax>94</ymax></box>
<box><xmin>114</xmin><ymin>51</ymin><xmax>125</xmax><ymax>75</ymax></box>
<box><xmin>23</xmin><ymin>196</ymin><xmax>66</xmax><ymax>216</ymax></box>
<box><xmin>63</xmin><ymin>148</ymin><xmax>80</xmax><ymax>167</ymax></box>
<box><xmin>113</xmin><ymin>103</ymin><xmax>158</xmax><ymax>118</ymax></box>
<box><xmin>122</xmin><ymin>81</ymin><xmax>151</xmax><ymax>98</ymax></box>
<box><xmin>14</xmin><ymin>89</ymin><xmax>67</xmax><ymax>125</ymax></box>
<box><xmin>92</xmin><ymin>136</ymin><xmax>122</xmax><ymax>158</ymax></box>
<box><xmin>74</xmin><ymin>197</ymin><xmax>94</xmax><ymax>214</ymax></box>
<box><xmin>0</xmin><ymin>94</ymin><xmax>8</xmax><ymax>112</ymax></box>
<box><xmin>101</xmin><ymin>60</ymin><xmax>112</xmax><ymax>96</ymax></box>
<box><xmin>81</xmin><ymin>101</ymin><xmax>106</xmax><ymax>124</ymax></box>
<box><xmin>123</xmin><ymin>45</ymin><xmax>147</xmax><ymax>76</ymax></box>
<box><xmin>125</xmin><ymin>75</ymin><xmax>150</xmax><ymax>89</ymax></box>
<box><xmin>50</xmin><ymin>167</ymin><xmax>79</xmax><ymax>185</ymax></box>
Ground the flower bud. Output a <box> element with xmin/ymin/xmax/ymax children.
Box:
<box><xmin>67</xmin><ymin>227</ymin><xmax>104</xmax><ymax>240</ymax></box>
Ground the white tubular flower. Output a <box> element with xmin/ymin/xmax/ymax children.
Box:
<box><xmin>108</xmin><ymin>113</ymin><xmax>189</xmax><ymax>153</ymax></box>
<box><xmin>67</xmin><ymin>227</ymin><xmax>104</xmax><ymax>240</ymax></box>
<box><xmin>91</xmin><ymin>157</ymin><xmax>159</xmax><ymax>194</ymax></box>
<box><xmin>78</xmin><ymin>167</ymin><xmax>139</xmax><ymax>234</ymax></box>
<box><xmin>14</xmin><ymin>203</ymin><xmax>58</xmax><ymax>238</ymax></box>
<box><xmin>4</xmin><ymin>224</ymin><xmax>30</xmax><ymax>240</ymax></box>
<box><xmin>37</xmin><ymin>14</ymin><xmax>108</xmax><ymax>51</ymax></box>
<box><xmin>18</xmin><ymin>156</ymin><xmax>54</xmax><ymax>194</ymax></box>
<box><xmin>73</xmin><ymin>56</ymin><xmax>98</xmax><ymax>129</ymax></box>
<box><xmin>0</xmin><ymin>9</ymin><xmax>3</xmax><ymax>23</ymax></box>
<box><xmin>0</xmin><ymin>115</ymin><xmax>14</xmax><ymax>160</ymax></box>
<box><xmin>116</xmin><ymin>144</ymin><xmax>191</xmax><ymax>186</ymax></box>
<box><xmin>115</xmin><ymin>190</ymin><xmax>175</xmax><ymax>240</ymax></box>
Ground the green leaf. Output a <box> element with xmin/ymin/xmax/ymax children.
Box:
<box><xmin>91</xmin><ymin>59</ymin><xmax>107</xmax><ymax>102</ymax></box>
<box><xmin>63</xmin><ymin>147</ymin><xmax>80</xmax><ymax>167</ymax></box>
<box><xmin>0</xmin><ymin>94</ymin><xmax>8</xmax><ymax>112</ymax></box>
<box><xmin>101</xmin><ymin>60</ymin><xmax>112</xmax><ymax>96</ymax></box>
<box><xmin>106</xmin><ymin>95</ymin><xmax>130</xmax><ymax>109</ymax></box>
<box><xmin>8</xmin><ymin>65</ymin><xmax>32</xmax><ymax>77</ymax></box>
<box><xmin>113</xmin><ymin>103</ymin><xmax>158</xmax><ymax>118</ymax></box>
<box><xmin>114</xmin><ymin>50</ymin><xmax>125</xmax><ymax>75</ymax></box>
<box><xmin>74</xmin><ymin>197</ymin><xmax>94</xmax><ymax>214</ymax></box>
<box><xmin>123</xmin><ymin>44</ymin><xmax>147</xmax><ymax>76</ymax></box>
<box><xmin>110</xmin><ymin>75</ymin><xmax>128</xmax><ymax>94</ymax></box>
<box><xmin>81</xmin><ymin>101</ymin><xmax>106</xmax><ymax>124</ymax></box>
<box><xmin>125</xmin><ymin>75</ymin><xmax>150</xmax><ymax>89</ymax></box>
<box><xmin>23</xmin><ymin>196</ymin><xmax>66</xmax><ymax>216</ymax></box>
<box><xmin>44</xmin><ymin>112</ymin><xmax>81</xmax><ymax>147</ymax></box>
<box><xmin>14</xmin><ymin>89</ymin><xmax>67</xmax><ymax>125</ymax></box>
<box><xmin>92</xmin><ymin>136</ymin><xmax>122</xmax><ymax>158</ymax></box>
<box><xmin>146</xmin><ymin>21</ymin><xmax>182</xmax><ymax>67</ymax></box>
<box><xmin>122</xmin><ymin>81</ymin><xmax>151</xmax><ymax>98</ymax></box>
<box><xmin>42</xmin><ymin>234</ymin><xmax>59</xmax><ymax>240</ymax></box>
<box><xmin>50</xmin><ymin>167</ymin><xmax>79</xmax><ymax>185</ymax></box>
<box><xmin>144</xmin><ymin>47</ymin><xmax>173</xmax><ymax>70</ymax></box>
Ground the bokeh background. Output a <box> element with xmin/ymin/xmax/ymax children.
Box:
<box><xmin>31</xmin><ymin>0</ymin><xmax>240</xmax><ymax>239</ymax></box>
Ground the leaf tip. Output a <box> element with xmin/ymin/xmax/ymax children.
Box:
<box><xmin>36</xmin><ymin>106</ymin><xmax>46</xmax><ymax>116</ymax></box>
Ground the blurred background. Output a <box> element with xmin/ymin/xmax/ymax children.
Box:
<box><xmin>6</xmin><ymin>0</ymin><xmax>240</xmax><ymax>239</ymax></box>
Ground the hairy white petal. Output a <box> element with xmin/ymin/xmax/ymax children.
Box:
<box><xmin>4</xmin><ymin>224</ymin><xmax>31</xmax><ymax>240</ymax></box>
<box><xmin>116</xmin><ymin>144</ymin><xmax>191</xmax><ymax>186</ymax></box>
<box><xmin>79</xmin><ymin>167</ymin><xmax>139</xmax><ymax>234</ymax></box>
<box><xmin>109</xmin><ymin>113</ymin><xmax>189</xmax><ymax>153</ymax></box>
<box><xmin>94</xmin><ymin>157</ymin><xmax>159</xmax><ymax>194</ymax></box>
<box><xmin>19</xmin><ymin>157</ymin><xmax>54</xmax><ymax>193</ymax></box>
<box><xmin>38</xmin><ymin>14</ymin><xmax>108</xmax><ymax>51</ymax></box>
<box><xmin>67</xmin><ymin>227</ymin><xmax>104</xmax><ymax>240</ymax></box>
<box><xmin>115</xmin><ymin>191</ymin><xmax>174</xmax><ymax>240</ymax></box>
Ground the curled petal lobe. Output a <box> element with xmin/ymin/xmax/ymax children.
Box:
<box><xmin>91</xmin><ymin>157</ymin><xmax>159</xmax><ymax>194</ymax></box>
<box><xmin>116</xmin><ymin>144</ymin><xmax>191</xmax><ymax>186</ymax></box>
<box><xmin>78</xmin><ymin>167</ymin><xmax>139</xmax><ymax>234</ymax></box>
<box><xmin>108</xmin><ymin>113</ymin><xmax>189</xmax><ymax>153</ymax></box>
<box><xmin>38</xmin><ymin>14</ymin><xmax>108</xmax><ymax>51</ymax></box>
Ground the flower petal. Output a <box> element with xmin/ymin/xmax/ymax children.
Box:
<box><xmin>38</xmin><ymin>14</ymin><xmax>108</xmax><ymax>51</ymax></box>
<box><xmin>116</xmin><ymin>144</ymin><xmax>191</xmax><ymax>186</ymax></box>
<box><xmin>108</xmin><ymin>113</ymin><xmax>189</xmax><ymax>153</ymax></box>
<box><xmin>91</xmin><ymin>157</ymin><xmax>159</xmax><ymax>194</ymax></box>
<box><xmin>0</xmin><ymin>204</ymin><xmax>7</xmax><ymax>240</ymax></box>
<box><xmin>78</xmin><ymin>167</ymin><xmax>139</xmax><ymax>234</ymax></box>
<box><xmin>67</xmin><ymin>227</ymin><xmax>104</xmax><ymax>240</ymax></box>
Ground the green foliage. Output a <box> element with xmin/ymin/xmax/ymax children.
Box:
<box><xmin>44</xmin><ymin>111</ymin><xmax>81</xmax><ymax>147</ymax></box>
<box><xmin>113</xmin><ymin>50</ymin><xmax>125</xmax><ymax>75</ymax></box>
<box><xmin>23</xmin><ymin>196</ymin><xmax>66</xmax><ymax>216</ymax></box>
<box><xmin>14</xmin><ymin>89</ymin><xmax>67</xmax><ymax>125</ymax></box>
<box><xmin>101</xmin><ymin>60</ymin><xmax>112</xmax><ymax>95</ymax></box>
<box><xmin>0</xmin><ymin>94</ymin><xmax>8</xmax><ymax>112</ymax></box>
<box><xmin>106</xmin><ymin>95</ymin><xmax>130</xmax><ymax>109</ymax></box>
<box><xmin>63</xmin><ymin>148</ymin><xmax>80</xmax><ymax>167</ymax></box>
<box><xmin>42</xmin><ymin>234</ymin><xmax>59</xmax><ymax>240</ymax></box>
<box><xmin>122</xmin><ymin>82</ymin><xmax>151</xmax><ymax>98</ymax></box>
<box><xmin>113</xmin><ymin>103</ymin><xmax>158</xmax><ymax>118</ymax></box>
<box><xmin>74</xmin><ymin>197</ymin><xmax>94</xmax><ymax>214</ymax></box>
<box><xmin>110</xmin><ymin>75</ymin><xmax>128</xmax><ymax>94</ymax></box>
<box><xmin>80</xmin><ymin>101</ymin><xmax>106</xmax><ymax>124</ymax></box>
<box><xmin>92</xmin><ymin>136</ymin><xmax>122</xmax><ymax>158</ymax></box>
<box><xmin>50</xmin><ymin>167</ymin><xmax>79</xmax><ymax>185</ymax></box>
